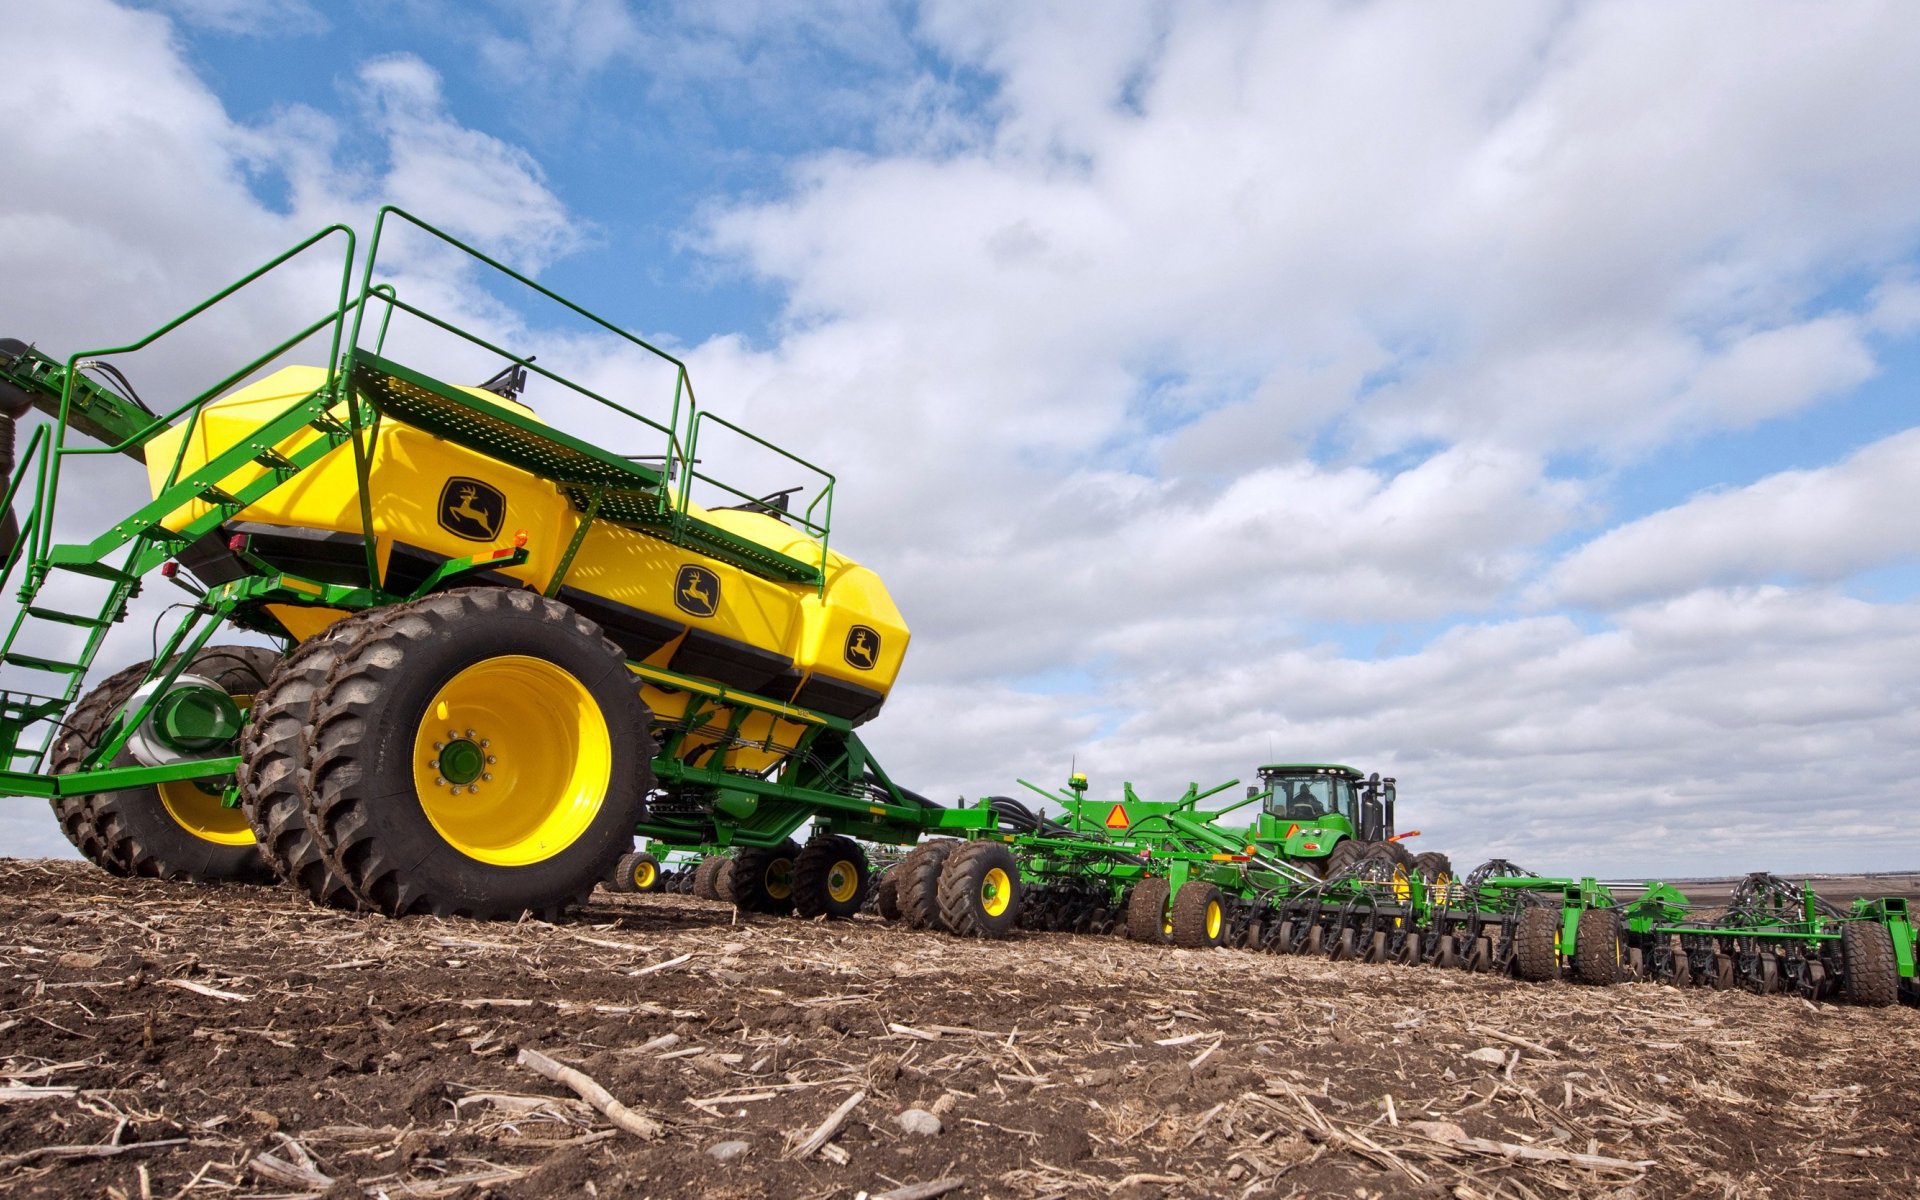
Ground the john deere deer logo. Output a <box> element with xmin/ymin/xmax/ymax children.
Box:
<box><xmin>675</xmin><ymin>565</ymin><xmax>720</xmax><ymax>618</ymax></box>
<box><xmin>437</xmin><ymin>477</ymin><xmax>505</xmax><ymax>541</ymax></box>
<box><xmin>844</xmin><ymin>625</ymin><xmax>880</xmax><ymax>671</ymax></box>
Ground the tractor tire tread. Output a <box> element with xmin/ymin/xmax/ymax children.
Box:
<box><xmin>793</xmin><ymin>835</ymin><xmax>868</xmax><ymax>920</ymax></box>
<box><xmin>936</xmin><ymin>840</ymin><xmax>1021</xmax><ymax>938</ymax></box>
<box><xmin>1170</xmin><ymin>882</ymin><xmax>1225</xmax><ymax>949</ymax></box>
<box><xmin>1126</xmin><ymin>877</ymin><xmax>1172</xmax><ymax>943</ymax></box>
<box><xmin>1513</xmin><ymin>906</ymin><xmax>1562</xmax><ymax>982</ymax></box>
<box><xmin>896</xmin><ymin>839</ymin><xmax>958</xmax><ymax>931</ymax></box>
<box><xmin>1572</xmin><ymin>907</ymin><xmax>1623</xmax><ymax>986</ymax></box>
<box><xmin>1841</xmin><ymin>921</ymin><xmax>1898</xmax><ymax>1007</ymax></box>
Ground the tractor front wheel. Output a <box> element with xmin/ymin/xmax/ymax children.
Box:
<box><xmin>302</xmin><ymin>588</ymin><xmax>651</xmax><ymax>920</ymax></box>
<box><xmin>794</xmin><ymin>835</ymin><xmax>869</xmax><ymax>919</ymax></box>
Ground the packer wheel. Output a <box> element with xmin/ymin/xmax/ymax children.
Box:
<box><xmin>302</xmin><ymin>588</ymin><xmax>652</xmax><ymax>919</ymax></box>
<box><xmin>1513</xmin><ymin>907</ymin><xmax>1562</xmax><ymax>981</ymax></box>
<box><xmin>55</xmin><ymin>646</ymin><xmax>280</xmax><ymax>883</ymax></box>
<box><xmin>896</xmin><ymin>839</ymin><xmax>959</xmax><ymax>931</ymax></box>
<box><xmin>936</xmin><ymin>840</ymin><xmax>1023</xmax><ymax>938</ymax></box>
<box><xmin>611</xmin><ymin>851</ymin><xmax>663</xmax><ymax>894</ymax></box>
<box><xmin>729</xmin><ymin>839</ymin><xmax>801</xmax><ymax>914</ymax></box>
<box><xmin>794</xmin><ymin>835</ymin><xmax>869</xmax><ymax>919</ymax></box>
<box><xmin>1840</xmin><ymin>921</ymin><xmax>1898</xmax><ymax>1007</ymax></box>
<box><xmin>1126</xmin><ymin>877</ymin><xmax>1173</xmax><ymax>944</ymax></box>
<box><xmin>1170</xmin><ymin>882</ymin><xmax>1226</xmax><ymax>949</ymax></box>
<box><xmin>239</xmin><ymin>613</ymin><xmax>388</xmax><ymax>907</ymax></box>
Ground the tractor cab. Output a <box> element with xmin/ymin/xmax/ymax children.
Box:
<box><xmin>1256</xmin><ymin>763</ymin><xmax>1397</xmax><ymax>840</ymax></box>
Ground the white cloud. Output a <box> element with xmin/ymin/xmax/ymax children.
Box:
<box><xmin>151</xmin><ymin>0</ymin><xmax>326</xmax><ymax>37</ymax></box>
<box><xmin>1542</xmin><ymin>427</ymin><xmax>1920</xmax><ymax>608</ymax></box>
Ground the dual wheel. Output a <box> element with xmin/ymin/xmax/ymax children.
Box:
<box><xmin>714</xmin><ymin>835</ymin><xmax>873</xmax><ymax>919</ymax></box>
<box><xmin>880</xmin><ymin>838</ymin><xmax>1023</xmax><ymax>938</ymax></box>
<box><xmin>252</xmin><ymin>588</ymin><xmax>650</xmax><ymax>918</ymax></box>
<box><xmin>1125</xmin><ymin>878</ymin><xmax>1228</xmax><ymax>949</ymax></box>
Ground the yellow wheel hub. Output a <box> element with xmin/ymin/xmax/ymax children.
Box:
<box><xmin>158</xmin><ymin>779</ymin><xmax>255</xmax><ymax>846</ymax></box>
<box><xmin>826</xmin><ymin>861</ymin><xmax>860</xmax><ymax>904</ymax></box>
<box><xmin>1205</xmin><ymin>899</ymin><xmax>1223</xmax><ymax>941</ymax></box>
<box><xmin>764</xmin><ymin>858</ymin><xmax>795</xmax><ymax>901</ymax></box>
<box><xmin>411</xmin><ymin>655</ymin><xmax>611</xmax><ymax>867</ymax></box>
<box><xmin>633</xmin><ymin>860</ymin><xmax>657</xmax><ymax>889</ymax></box>
<box><xmin>980</xmin><ymin>866</ymin><xmax>1012</xmax><ymax>917</ymax></box>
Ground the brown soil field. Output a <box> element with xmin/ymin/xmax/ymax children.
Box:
<box><xmin>2</xmin><ymin>858</ymin><xmax>1915</xmax><ymax>1199</ymax></box>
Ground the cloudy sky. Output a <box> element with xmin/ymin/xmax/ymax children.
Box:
<box><xmin>2</xmin><ymin>0</ymin><xmax>1917</xmax><ymax>878</ymax></box>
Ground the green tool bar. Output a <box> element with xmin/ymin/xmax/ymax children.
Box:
<box><xmin>0</xmin><ymin>755</ymin><xmax>244</xmax><ymax>799</ymax></box>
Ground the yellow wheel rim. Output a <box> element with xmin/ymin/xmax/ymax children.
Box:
<box><xmin>158</xmin><ymin>779</ymin><xmax>255</xmax><ymax>846</ymax></box>
<box><xmin>633</xmin><ymin>860</ymin><xmax>657</xmax><ymax>889</ymax></box>
<box><xmin>1205</xmin><ymin>899</ymin><xmax>1223</xmax><ymax>941</ymax></box>
<box><xmin>980</xmin><ymin>866</ymin><xmax>1012</xmax><ymax>917</ymax></box>
<box><xmin>764</xmin><ymin>857</ymin><xmax>795</xmax><ymax>901</ymax></box>
<box><xmin>411</xmin><ymin>655</ymin><xmax>611</xmax><ymax>867</ymax></box>
<box><xmin>826</xmin><ymin>860</ymin><xmax>860</xmax><ymax>904</ymax></box>
<box><xmin>157</xmin><ymin>692</ymin><xmax>255</xmax><ymax>847</ymax></box>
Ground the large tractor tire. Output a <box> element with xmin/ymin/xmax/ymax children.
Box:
<box><xmin>1840</xmin><ymin>921</ymin><xmax>1898</xmax><ymax>1007</ymax></box>
<box><xmin>794</xmin><ymin>835</ymin><xmax>869</xmax><ymax>920</ymax></box>
<box><xmin>1171</xmin><ymin>882</ymin><xmax>1226</xmax><ymax>949</ymax></box>
<box><xmin>936</xmin><ymin>840</ymin><xmax>1022</xmax><ymax>938</ymax></box>
<box><xmin>729</xmin><ymin>840</ymin><xmax>801</xmax><ymax>914</ymax></box>
<box><xmin>1321</xmin><ymin>839</ymin><xmax>1368</xmax><ymax>879</ymax></box>
<box><xmin>237</xmin><ymin>611</ymin><xmax>386</xmax><ymax>908</ymax></box>
<box><xmin>1513</xmin><ymin>906</ymin><xmax>1564</xmax><ymax>982</ymax></box>
<box><xmin>53</xmin><ymin>646</ymin><xmax>280</xmax><ymax>883</ymax></box>
<box><xmin>302</xmin><ymin>588</ymin><xmax>652</xmax><ymax>920</ymax></box>
<box><xmin>896</xmin><ymin>838</ymin><xmax>959</xmax><ymax>931</ymax></box>
<box><xmin>1126</xmin><ymin>877</ymin><xmax>1173</xmax><ymax>943</ymax></box>
<box><xmin>1572</xmin><ymin>907</ymin><xmax>1624</xmax><ymax>986</ymax></box>
<box><xmin>1412</xmin><ymin>850</ymin><xmax>1453</xmax><ymax>878</ymax></box>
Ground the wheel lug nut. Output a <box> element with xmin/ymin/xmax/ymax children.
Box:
<box><xmin>433</xmin><ymin>742</ymin><xmax>444</xmax><ymax>750</ymax></box>
<box><xmin>481</xmin><ymin>772</ymin><xmax>493</xmax><ymax>782</ymax></box>
<box><xmin>465</xmin><ymin>729</ymin><xmax>476</xmax><ymax>738</ymax></box>
<box><xmin>429</xmin><ymin>759</ymin><xmax>440</xmax><ymax>769</ymax></box>
<box><xmin>486</xmin><ymin>755</ymin><xmax>496</xmax><ymax>764</ymax></box>
<box><xmin>480</xmin><ymin>738</ymin><xmax>490</xmax><ymax>747</ymax></box>
<box><xmin>447</xmin><ymin>730</ymin><xmax>458</xmax><ymax>740</ymax></box>
<box><xmin>435</xmin><ymin>776</ymin><xmax>446</xmax><ymax>786</ymax></box>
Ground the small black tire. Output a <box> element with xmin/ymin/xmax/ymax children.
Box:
<box><xmin>873</xmin><ymin>868</ymin><xmax>902</xmax><ymax>920</ymax></box>
<box><xmin>1840</xmin><ymin>921</ymin><xmax>1898</xmax><ymax>1007</ymax></box>
<box><xmin>238</xmin><ymin>612</ymin><xmax>387</xmax><ymax>909</ymax></box>
<box><xmin>729</xmin><ymin>840</ymin><xmax>801</xmax><ymax>914</ymax></box>
<box><xmin>793</xmin><ymin>835</ymin><xmax>869</xmax><ymax>920</ymax></box>
<box><xmin>897</xmin><ymin>838</ymin><xmax>959</xmax><ymax>931</ymax></box>
<box><xmin>691</xmin><ymin>857</ymin><xmax>724</xmax><ymax>900</ymax></box>
<box><xmin>78</xmin><ymin>646</ymin><xmax>281</xmax><ymax>883</ymax></box>
<box><xmin>612</xmin><ymin>851</ymin><xmax>663</xmax><ymax>894</ymax></box>
<box><xmin>1126</xmin><ymin>877</ymin><xmax>1172</xmax><ymax>944</ymax></box>
<box><xmin>302</xmin><ymin>588</ymin><xmax>652</xmax><ymax>920</ymax></box>
<box><xmin>1171</xmin><ymin>882</ymin><xmax>1226</xmax><ymax>949</ymax></box>
<box><xmin>1513</xmin><ymin>906</ymin><xmax>1563</xmax><ymax>982</ymax></box>
<box><xmin>1573</xmin><ymin>908</ymin><xmax>1623</xmax><ymax>986</ymax></box>
<box><xmin>936</xmin><ymin>840</ymin><xmax>1022</xmax><ymax>938</ymax></box>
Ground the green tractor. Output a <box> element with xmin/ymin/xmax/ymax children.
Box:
<box><xmin>1251</xmin><ymin>763</ymin><xmax>1451</xmax><ymax>881</ymax></box>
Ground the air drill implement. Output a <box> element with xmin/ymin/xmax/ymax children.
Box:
<box><xmin>0</xmin><ymin>210</ymin><xmax>1009</xmax><ymax>925</ymax></box>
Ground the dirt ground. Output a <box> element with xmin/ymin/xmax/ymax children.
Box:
<box><xmin>2</xmin><ymin>858</ymin><xmax>1916</xmax><ymax>1200</ymax></box>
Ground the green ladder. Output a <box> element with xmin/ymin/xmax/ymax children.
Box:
<box><xmin>0</xmin><ymin>384</ymin><xmax>353</xmax><ymax>769</ymax></box>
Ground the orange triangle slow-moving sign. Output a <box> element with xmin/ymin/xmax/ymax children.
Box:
<box><xmin>1104</xmin><ymin>804</ymin><xmax>1130</xmax><ymax>830</ymax></box>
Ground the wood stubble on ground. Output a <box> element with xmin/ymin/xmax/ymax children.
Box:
<box><xmin>0</xmin><ymin>858</ymin><xmax>1915</xmax><ymax>1199</ymax></box>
